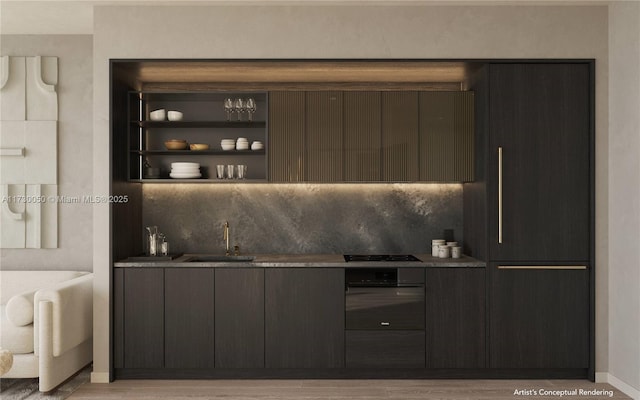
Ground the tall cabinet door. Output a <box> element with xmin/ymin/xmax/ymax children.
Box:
<box><xmin>164</xmin><ymin>268</ymin><xmax>215</xmax><ymax>368</ymax></box>
<box><xmin>488</xmin><ymin>64</ymin><xmax>590</xmax><ymax>261</ymax></box>
<box><xmin>265</xmin><ymin>268</ymin><xmax>344</xmax><ymax>368</ymax></box>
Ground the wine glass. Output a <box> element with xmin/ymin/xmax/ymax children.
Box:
<box><xmin>234</xmin><ymin>98</ymin><xmax>244</xmax><ymax>122</ymax></box>
<box><xmin>246</xmin><ymin>98</ymin><xmax>257</xmax><ymax>122</ymax></box>
<box><xmin>224</xmin><ymin>98</ymin><xmax>234</xmax><ymax>121</ymax></box>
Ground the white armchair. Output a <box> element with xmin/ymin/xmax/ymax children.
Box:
<box><xmin>0</xmin><ymin>271</ymin><xmax>93</xmax><ymax>392</ymax></box>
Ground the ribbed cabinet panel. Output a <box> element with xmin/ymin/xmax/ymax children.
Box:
<box><xmin>305</xmin><ymin>92</ymin><xmax>344</xmax><ymax>182</ymax></box>
<box><xmin>381</xmin><ymin>92</ymin><xmax>419</xmax><ymax>181</ymax></box>
<box><xmin>268</xmin><ymin>92</ymin><xmax>305</xmax><ymax>182</ymax></box>
<box><xmin>420</xmin><ymin>92</ymin><xmax>474</xmax><ymax>181</ymax></box>
<box><xmin>344</xmin><ymin>92</ymin><xmax>381</xmax><ymax>181</ymax></box>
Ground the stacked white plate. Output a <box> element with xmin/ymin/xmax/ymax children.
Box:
<box><xmin>251</xmin><ymin>141</ymin><xmax>264</xmax><ymax>150</ymax></box>
<box><xmin>170</xmin><ymin>162</ymin><xmax>201</xmax><ymax>179</ymax></box>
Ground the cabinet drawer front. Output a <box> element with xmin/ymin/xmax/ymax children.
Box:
<box><xmin>346</xmin><ymin>286</ymin><xmax>425</xmax><ymax>330</ymax></box>
<box><xmin>346</xmin><ymin>331</ymin><xmax>425</xmax><ymax>368</ymax></box>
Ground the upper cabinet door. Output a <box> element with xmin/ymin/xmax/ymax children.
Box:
<box><xmin>269</xmin><ymin>92</ymin><xmax>305</xmax><ymax>182</ymax></box>
<box><xmin>381</xmin><ymin>92</ymin><xmax>419</xmax><ymax>181</ymax></box>
<box><xmin>419</xmin><ymin>92</ymin><xmax>474</xmax><ymax>182</ymax></box>
<box><xmin>488</xmin><ymin>64</ymin><xmax>590</xmax><ymax>261</ymax></box>
<box><xmin>305</xmin><ymin>92</ymin><xmax>343</xmax><ymax>182</ymax></box>
<box><xmin>344</xmin><ymin>92</ymin><xmax>381</xmax><ymax>181</ymax></box>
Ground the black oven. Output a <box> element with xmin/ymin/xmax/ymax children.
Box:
<box><xmin>345</xmin><ymin>268</ymin><xmax>425</xmax><ymax>330</ymax></box>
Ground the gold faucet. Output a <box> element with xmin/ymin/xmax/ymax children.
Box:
<box><xmin>223</xmin><ymin>221</ymin><xmax>230</xmax><ymax>255</ymax></box>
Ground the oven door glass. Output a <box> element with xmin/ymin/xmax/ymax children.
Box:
<box><xmin>345</xmin><ymin>285</ymin><xmax>425</xmax><ymax>330</ymax></box>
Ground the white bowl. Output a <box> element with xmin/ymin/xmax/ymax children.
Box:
<box><xmin>251</xmin><ymin>142</ymin><xmax>263</xmax><ymax>150</ymax></box>
<box><xmin>221</xmin><ymin>143</ymin><xmax>235</xmax><ymax>151</ymax></box>
<box><xmin>221</xmin><ymin>139</ymin><xmax>235</xmax><ymax>143</ymax></box>
<box><xmin>149</xmin><ymin>109</ymin><xmax>166</xmax><ymax>121</ymax></box>
<box><xmin>236</xmin><ymin>145</ymin><xmax>249</xmax><ymax>151</ymax></box>
<box><xmin>167</xmin><ymin>111</ymin><xmax>183</xmax><ymax>121</ymax></box>
<box><xmin>237</xmin><ymin>137</ymin><xmax>248</xmax><ymax>142</ymax></box>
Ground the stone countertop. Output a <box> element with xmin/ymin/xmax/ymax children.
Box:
<box><xmin>114</xmin><ymin>253</ymin><xmax>485</xmax><ymax>268</ymax></box>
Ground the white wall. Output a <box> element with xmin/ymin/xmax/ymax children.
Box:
<box><xmin>608</xmin><ymin>2</ymin><xmax>640</xmax><ymax>398</ymax></box>
<box><xmin>0</xmin><ymin>35</ymin><xmax>93</xmax><ymax>271</ymax></box>
<box><xmin>93</xmin><ymin>4</ymin><xmax>609</xmax><ymax>382</ymax></box>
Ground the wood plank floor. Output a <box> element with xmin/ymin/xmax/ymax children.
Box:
<box><xmin>69</xmin><ymin>379</ymin><xmax>631</xmax><ymax>399</ymax></box>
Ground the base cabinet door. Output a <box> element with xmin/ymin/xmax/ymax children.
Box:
<box><xmin>265</xmin><ymin>268</ymin><xmax>344</xmax><ymax>368</ymax></box>
<box><xmin>164</xmin><ymin>268</ymin><xmax>215</xmax><ymax>368</ymax></box>
<box><xmin>215</xmin><ymin>268</ymin><xmax>265</xmax><ymax>368</ymax></box>
<box><xmin>115</xmin><ymin>268</ymin><xmax>164</xmax><ymax>369</ymax></box>
<box><xmin>346</xmin><ymin>331</ymin><xmax>425</xmax><ymax>368</ymax></box>
<box><xmin>489</xmin><ymin>264</ymin><xmax>589</xmax><ymax>368</ymax></box>
<box><xmin>425</xmin><ymin>268</ymin><xmax>486</xmax><ymax>368</ymax></box>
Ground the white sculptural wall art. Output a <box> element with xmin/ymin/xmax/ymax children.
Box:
<box><xmin>0</xmin><ymin>56</ymin><xmax>58</xmax><ymax>248</ymax></box>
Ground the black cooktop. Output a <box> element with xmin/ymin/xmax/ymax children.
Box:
<box><xmin>343</xmin><ymin>254</ymin><xmax>422</xmax><ymax>262</ymax></box>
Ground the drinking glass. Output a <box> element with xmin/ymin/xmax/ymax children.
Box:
<box><xmin>246</xmin><ymin>98</ymin><xmax>256</xmax><ymax>122</ymax></box>
<box><xmin>224</xmin><ymin>98</ymin><xmax>234</xmax><ymax>121</ymax></box>
<box><xmin>227</xmin><ymin>164</ymin><xmax>235</xmax><ymax>179</ymax></box>
<box><xmin>216</xmin><ymin>165</ymin><xmax>225</xmax><ymax>179</ymax></box>
<box><xmin>234</xmin><ymin>98</ymin><xmax>244</xmax><ymax>121</ymax></box>
<box><xmin>237</xmin><ymin>164</ymin><xmax>247</xmax><ymax>179</ymax></box>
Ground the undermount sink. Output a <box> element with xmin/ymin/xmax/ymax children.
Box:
<box><xmin>186</xmin><ymin>255</ymin><xmax>255</xmax><ymax>262</ymax></box>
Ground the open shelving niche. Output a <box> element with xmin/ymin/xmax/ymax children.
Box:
<box><xmin>128</xmin><ymin>91</ymin><xmax>268</xmax><ymax>182</ymax></box>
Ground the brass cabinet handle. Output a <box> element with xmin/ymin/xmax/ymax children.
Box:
<box><xmin>498</xmin><ymin>147</ymin><xmax>503</xmax><ymax>244</ymax></box>
<box><xmin>497</xmin><ymin>265</ymin><xmax>588</xmax><ymax>270</ymax></box>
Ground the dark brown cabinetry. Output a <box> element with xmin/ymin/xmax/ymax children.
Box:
<box><xmin>346</xmin><ymin>331</ymin><xmax>425</xmax><ymax>368</ymax></box>
<box><xmin>268</xmin><ymin>92</ymin><xmax>305</xmax><ymax>182</ymax></box>
<box><xmin>265</xmin><ymin>268</ymin><xmax>344</xmax><ymax>368</ymax></box>
<box><xmin>420</xmin><ymin>92</ymin><xmax>474</xmax><ymax>182</ymax></box>
<box><xmin>489</xmin><ymin>264</ymin><xmax>589</xmax><ymax>368</ymax></box>
<box><xmin>268</xmin><ymin>90</ymin><xmax>473</xmax><ymax>182</ymax></box>
<box><xmin>306</xmin><ymin>92</ymin><xmax>344</xmax><ymax>181</ymax></box>
<box><xmin>487</xmin><ymin>64</ymin><xmax>590</xmax><ymax>261</ymax></box>
<box><xmin>381</xmin><ymin>92</ymin><xmax>420</xmax><ymax>181</ymax></box>
<box><xmin>466</xmin><ymin>62</ymin><xmax>593</xmax><ymax>377</ymax></box>
<box><xmin>425</xmin><ymin>268</ymin><xmax>485</xmax><ymax>369</ymax></box>
<box><xmin>214</xmin><ymin>268</ymin><xmax>265</xmax><ymax>368</ymax></box>
<box><xmin>165</xmin><ymin>268</ymin><xmax>215</xmax><ymax>368</ymax></box>
<box><xmin>344</xmin><ymin>92</ymin><xmax>382</xmax><ymax>181</ymax></box>
<box><xmin>114</xmin><ymin>268</ymin><xmax>164</xmax><ymax>369</ymax></box>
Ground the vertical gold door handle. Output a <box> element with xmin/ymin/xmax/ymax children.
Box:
<box><xmin>498</xmin><ymin>147</ymin><xmax>503</xmax><ymax>244</ymax></box>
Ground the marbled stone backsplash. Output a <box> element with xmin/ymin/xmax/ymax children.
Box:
<box><xmin>142</xmin><ymin>183</ymin><xmax>463</xmax><ymax>255</ymax></box>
